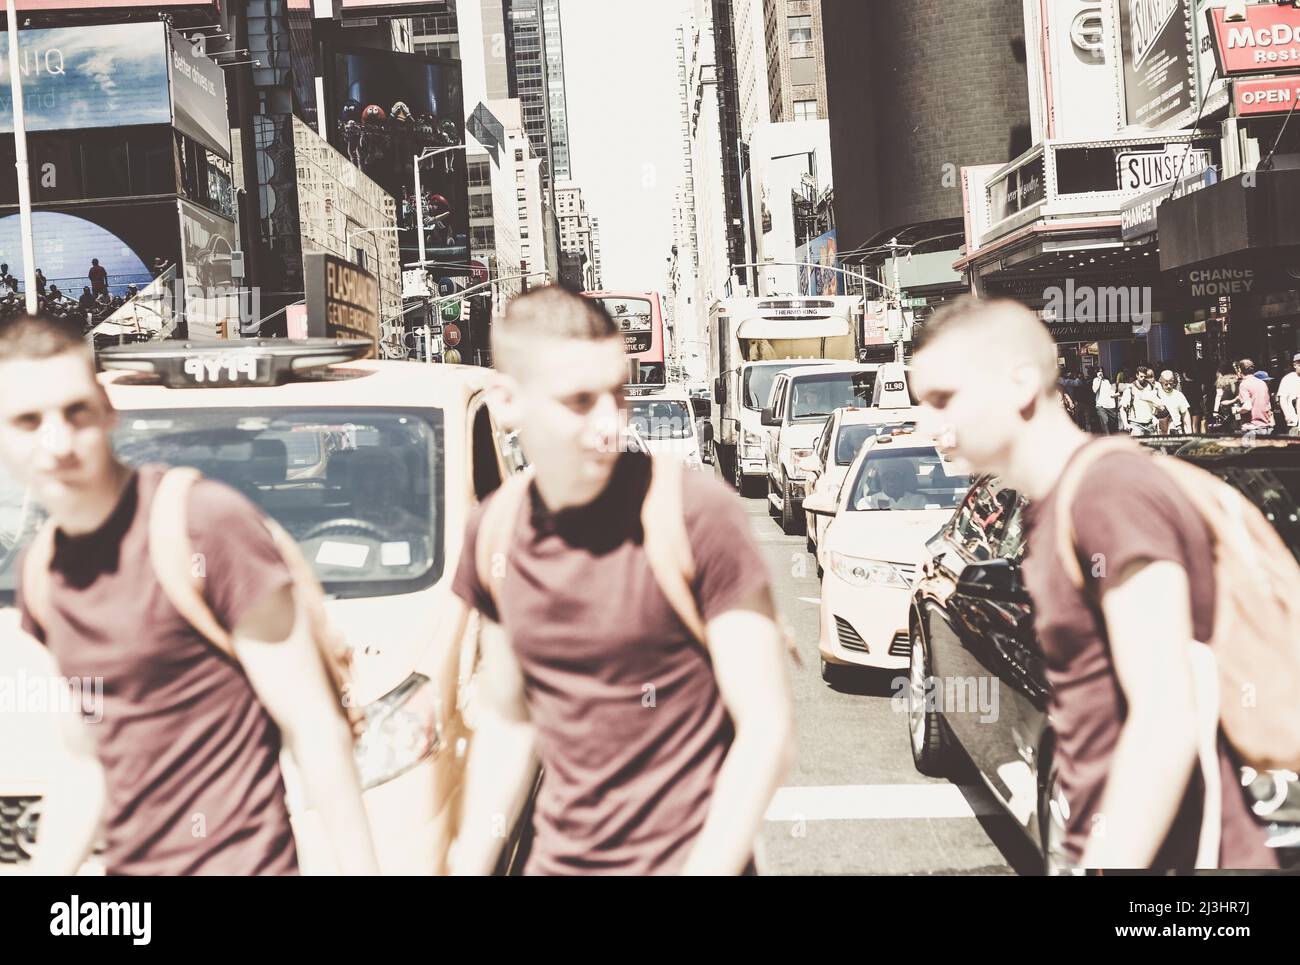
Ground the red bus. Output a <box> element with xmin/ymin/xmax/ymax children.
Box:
<box><xmin>583</xmin><ymin>291</ymin><xmax>666</xmax><ymax>387</ymax></box>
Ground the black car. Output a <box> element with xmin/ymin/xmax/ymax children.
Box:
<box><xmin>905</xmin><ymin>437</ymin><xmax>1300</xmax><ymax>871</ymax></box>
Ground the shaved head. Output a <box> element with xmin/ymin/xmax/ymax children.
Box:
<box><xmin>912</xmin><ymin>296</ymin><xmax>1075</xmax><ymax>480</ymax></box>
<box><xmin>914</xmin><ymin>296</ymin><xmax>1059</xmax><ymax>399</ymax></box>
<box><xmin>491</xmin><ymin>285</ymin><xmax>620</xmax><ymax>382</ymax></box>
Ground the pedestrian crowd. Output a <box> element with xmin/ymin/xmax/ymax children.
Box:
<box><xmin>1060</xmin><ymin>352</ymin><xmax>1300</xmax><ymax>437</ymax></box>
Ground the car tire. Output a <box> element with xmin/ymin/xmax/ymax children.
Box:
<box><xmin>907</xmin><ymin>622</ymin><xmax>951</xmax><ymax>776</ymax></box>
<box><xmin>780</xmin><ymin>478</ymin><xmax>802</xmax><ymax>536</ymax></box>
<box><xmin>1039</xmin><ymin>750</ymin><xmax>1074</xmax><ymax>876</ymax></box>
<box><xmin>768</xmin><ymin>475</ymin><xmax>781</xmax><ymax>518</ymax></box>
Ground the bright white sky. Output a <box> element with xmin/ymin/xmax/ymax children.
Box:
<box><xmin>559</xmin><ymin>0</ymin><xmax>689</xmax><ymax>291</ymax></box>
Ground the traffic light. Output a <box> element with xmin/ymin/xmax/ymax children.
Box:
<box><xmin>460</xmin><ymin>296</ymin><xmax>471</xmax><ymax>322</ymax></box>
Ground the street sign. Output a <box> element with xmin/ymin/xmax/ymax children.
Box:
<box><xmin>1232</xmin><ymin>75</ymin><xmax>1300</xmax><ymax>117</ymax></box>
<box><xmin>443</xmin><ymin>323</ymin><xmax>462</xmax><ymax>348</ymax></box>
<box><xmin>427</xmin><ymin>324</ymin><xmax>443</xmax><ymax>336</ymax></box>
<box><xmin>1207</xmin><ymin>4</ymin><xmax>1300</xmax><ymax>77</ymax></box>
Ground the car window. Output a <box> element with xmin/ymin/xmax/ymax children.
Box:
<box><xmin>627</xmin><ymin>399</ymin><xmax>694</xmax><ymax>440</ymax></box>
<box><xmin>789</xmin><ymin>371</ymin><xmax>875</xmax><ymax>421</ymax></box>
<box><xmin>846</xmin><ymin>446</ymin><xmax>971</xmax><ymax>512</ymax></box>
<box><xmin>817</xmin><ymin>418</ymin><xmax>833</xmax><ymax>464</ymax></box>
<box><xmin>835</xmin><ymin>422</ymin><xmax>916</xmax><ymax>464</ymax></box>
<box><xmin>950</xmin><ymin>478</ymin><xmax>1021</xmax><ymax>561</ymax></box>
<box><xmin>112</xmin><ymin>407</ymin><xmax>445</xmax><ymax>599</ymax></box>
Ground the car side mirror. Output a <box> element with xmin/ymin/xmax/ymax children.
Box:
<box><xmin>955</xmin><ymin>559</ymin><xmax>1027</xmax><ymax>601</ymax></box>
<box><xmin>802</xmin><ymin>489</ymin><xmax>837</xmax><ymax>517</ymax></box>
<box><xmin>691</xmin><ymin>397</ymin><xmax>711</xmax><ymax>419</ymax></box>
<box><xmin>761</xmin><ymin>407</ymin><xmax>779</xmax><ymax>427</ymax></box>
<box><xmin>713</xmin><ymin>378</ymin><xmax>724</xmax><ymax>405</ymax></box>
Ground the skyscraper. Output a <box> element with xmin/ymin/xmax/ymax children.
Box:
<box><xmin>541</xmin><ymin>0</ymin><xmax>573</xmax><ymax>182</ymax></box>
<box><xmin>502</xmin><ymin>0</ymin><xmax>573</xmax><ymax>196</ymax></box>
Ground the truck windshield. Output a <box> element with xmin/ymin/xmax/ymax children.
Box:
<box><xmin>790</xmin><ymin>372</ymin><xmax>876</xmax><ymax>420</ymax></box>
<box><xmin>743</xmin><ymin>363</ymin><xmax>827</xmax><ymax>409</ymax></box>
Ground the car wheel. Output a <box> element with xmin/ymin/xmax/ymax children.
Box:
<box><xmin>908</xmin><ymin>622</ymin><xmax>950</xmax><ymax>776</ymax></box>
<box><xmin>731</xmin><ymin>448</ymin><xmax>744</xmax><ymax>493</ymax></box>
<box><xmin>806</xmin><ymin>528</ymin><xmax>815</xmax><ymax>553</ymax></box>
<box><xmin>768</xmin><ymin>475</ymin><xmax>780</xmax><ymax>518</ymax></box>
<box><xmin>1039</xmin><ymin>751</ymin><xmax>1075</xmax><ymax>876</ymax></box>
<box><xmin>780</xmin><ymin>478</ymin><xmax>802</xmax><ymax>535</ymax></box>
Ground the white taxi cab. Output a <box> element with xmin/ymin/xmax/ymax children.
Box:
<box><xmin>0</xmin><ymin>339</ymin><xmax>526</xmax><ymax>874</ymax></box>
<box><xmin>803</xmin><ymin>434</ymin><xmax>970</xmax><ymax>683</ymax></box>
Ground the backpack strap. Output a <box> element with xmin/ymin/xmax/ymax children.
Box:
<box><xmin>148</xmin><ymin>467</ymin><xmax>236</xmax><ymax>657</ymax></box>
<box><xmin>19</xmin><ymin>520</ymin><xmax>57</xmax><ymax>635</ymax></box>
<box><xmin>1053</xmin><ymin>437</ymin><xmax>1142</xmax><ymax>591</ymax></box>
<box><xmin>642</xmin><ymin>456</ymin><xmax>707</xmax><ymax>647</ymax></box>
<box><xmin>474</xmin><ymin>467</ymin><xmax>534</xmax><ymax>616</ymax></box>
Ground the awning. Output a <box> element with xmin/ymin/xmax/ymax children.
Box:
<box><xmin>1158</xmin><ymin>170</ymin><xmax>1300</xmax><ymax>272</ymax></box>
<box><xmin>735</xmin><ymin>316</ymin><xmax>852</xmax><ymax>341</ymax></box>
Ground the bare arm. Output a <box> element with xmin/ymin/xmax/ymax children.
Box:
<box><xmin>1080</xmin><ymin>560</ymin><xmax>1199</xmax><ymax>869</ymax></box>
<box><xmin>448</xmin><ymin>617</ymin><xmax>538</xmax><ymax>876</ymax></box>
<box><xmin>681</xmin><ymin>589</ymin><xmax>794</xmax><ymax>875</ymax></box>
<box><xmin>232</xmin><ymin>585</ymin><xmax>378</xmax><ymax>875</ymax></box>
<box><xmin>29</xmin><ymin>705</ymin><xmax>105</xmax><ymax>875</ymax></box>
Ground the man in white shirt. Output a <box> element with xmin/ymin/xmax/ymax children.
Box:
<box><xmin>1278</xmin><ymin>352</ymin><xmax>1300</xmax><ymax>436</ymax></box>
<box><xmin>1120</xmin><ymin>366</ymin><xmax>1162</xmax><ymax>435</ymax></box>
<box><xmin>1156</xmin><ymin>371</ymin><xmax>1193</xmax><ymax>434</ymax></box>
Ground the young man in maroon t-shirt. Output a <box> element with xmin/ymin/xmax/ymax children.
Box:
<box><xmin>448</xmin><ymin>287</ymin><xmax>793</xmax><ymax>875</ymax></box>
<box><xmin>911</xmin><ymin>297</ymin><xmax>1275</xmax><ymax>872</ymax></box>
<box><xmin>0</xmin><ymin>314</ymin><xmax>377</xmax><ymax>875</ymax></box>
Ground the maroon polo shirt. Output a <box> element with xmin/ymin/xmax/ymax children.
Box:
<box><xmin>1022</xmin><ymin>445</ymin><xmax>1276</xmax><ymax>870</ymax></box>
<box><xmin>19</xmin><ymin>465</ymin><xmax>298</xmax><ymax>875</ymax></box>
<box><xmin>453</xmin><ymin>452</ymin><xmax>772</xmax><ymax>875</ymax></box>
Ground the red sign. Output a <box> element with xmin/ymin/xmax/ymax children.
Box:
<box><xmin>442</xmin><ymin>323</ymin><xmax>462</xmax><ymax>348</ymax></box>
<box><xmin>1208</xmin><ymin>5</ymin><xmax>1300</xmax><ymax>77</ymax></box>
<box><xmin>1233</xmin><ymin>75</ymin><xmax>1300</xmax><ymax>117</ymax></box>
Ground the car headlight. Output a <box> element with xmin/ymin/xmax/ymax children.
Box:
<box><xmin>789</xmin><ymin>448</ymin><xmax>813</xmax><ymax>476</ymax></box>
<box><xmin>828</xmin><ymin>552</ymin><xmax>909</xmax><ymax>589</ymax></box>
<box><xmin>353</xmin><ymin>672</ymin><xmax>442</xmax><ymax>791</ymax></box>
<box><xmin>743</xmin><ymin>429</ymin><xmax>763</xmax><ymax>447</ymax></box>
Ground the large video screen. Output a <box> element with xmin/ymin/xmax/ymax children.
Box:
<box><xmin>328</xmin><ymin>46</ymin><xmax>468</xmax><ymax>270</ymax></box>
<box><xmin>0</xmin><ymin>202</ymin><xmax>180</xmax><ymax>299</ymax></box>
<box><xmin>0</xmin><ymin>22</ymin><xmax>171</xmax><ymax>135</ymax></box>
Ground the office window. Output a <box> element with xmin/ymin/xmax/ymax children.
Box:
<box><xmin>793</xmin><ymin>99</ymin><xmax>817</xmax><ymax>121</ymax></box>
<box><xmin>790</xmin><ymin>56</ymin><xmax>816</xmax><ymax>84</ymax></box>
<box><xmin>788</xmin><ymin>15</ymin><xmax>812</xmax><ymax>44</ymax></box>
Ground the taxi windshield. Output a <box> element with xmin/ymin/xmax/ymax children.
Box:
<box><xmin>627</xmin><ymin>399</ymin><xmax>693</xmax><ymax>440</ymax></box>
<box><xmin>0</xmin><ymin>407</ymin><xmax>445</xmax><ymax>603</ymax></box>
<box><xmin>847</xmin><ymin>447</ymin><xmax>970</xmax><ymax>512</ymax></box>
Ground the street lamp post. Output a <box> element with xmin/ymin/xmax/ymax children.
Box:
<box><xmin>7</xmin><ymin>0</ymin><xmax>38</xmax><ymax>314</ymax></box>
<box><xmin>425</xmin><ymin>269</ymin><xmax>552</xmax><ymax>365</ymax></box>
<box><xmin>413</xmin><ymin>145</ymin><xmax>470</xmax><ymax>269</ymax></box>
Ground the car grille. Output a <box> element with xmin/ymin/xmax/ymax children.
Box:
<box><xmin>889</xmin><ymin>632</ymin><xmax>911</xmax><ymax>658</ymax></box>
<box><xmin>834</xmin><ymin>617</ymin><xmax>868</xmax><ymax>653</ymax></box>
<box><xmin>0</xmin><ymin>796</ymin><xmax>40</xmax><ymax>865</ymax></box>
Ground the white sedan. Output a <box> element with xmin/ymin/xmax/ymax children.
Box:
<box><xmin>804</xmin><ymin>436</ymin><xmax>970</xmax><ymax>683</ymax></box>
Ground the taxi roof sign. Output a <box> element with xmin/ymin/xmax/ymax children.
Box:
<box><xmin>98</xmin><ymin>338</ymin><xmax>373</xmax><ymax>389</ymax></box>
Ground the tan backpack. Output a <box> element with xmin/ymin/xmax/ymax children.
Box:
<box><xmin>21</xmin><ymin>466</ymin><xmax>366</xmax><ymax>737</ymax></box>
<box><xmin>1053</xmin><ymin>437</ymin><xmax>1300</xmax><ymax>771</ymax></box>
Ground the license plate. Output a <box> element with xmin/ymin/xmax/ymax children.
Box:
<box><xmin>181</xmin><ymin>354</ymin><xmax>271</xmax><ymax>386</ymax></box>
<box><xmin>883</xmin><ymin>381</ymin><xmax>905</xmax><ymax>392</ymax></box>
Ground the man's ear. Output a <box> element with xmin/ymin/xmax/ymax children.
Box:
<box><xmin>1009</xmin><ymin>362</ymin><xmax>1048</xmax><ymax>417</ymax></box>
<box><xmin>488</xmin><ymin>371</ymin><xmax>522</xmax><ymax>431</ymax></box>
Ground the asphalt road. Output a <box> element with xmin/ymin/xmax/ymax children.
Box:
<box><xmin>738</xmin><ymin>485</ymin><xmax>1042</xmax><ymax>875</ymax></box>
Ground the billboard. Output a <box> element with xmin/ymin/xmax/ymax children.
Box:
<box><xmin>0</xmin><ymin>22</ymin><xmax>171</xmax><ymax>135</ymax></box>
<box><xmin>169</xmin><ymin>28</ymin><xmax>231</xmax><ymax>159</ymax></box>
<box><xmin>1118</xmin><ymin>0</ymin><xmax>1196</xmax><ymax>129</ymax></box>
<box><xmin>797</xmin><ymin>230</ymin><xmax>844</xmax><ymax>297</ymax></box>
<box><xmin>1206</xmin><ymin>3</ymin><xmax>1300</xmax><ymax>77</ymax></box>
<box><xmin>304</xmin><ymin>251</ymin><xmax>379</xmax><ymax>353</ymax></box>
<box><xmin>327</xmin><ymin>46</ymin><xmax>468</xmax><ymax>269</ymax></box>
<box><xmin>179</xmin><ymin>200</ymin><xmax>238</xmax><ymax>340</ymax></box>
<box><xmin>0</xmin><ymin>201</ymin><xmax>179</xmax><ymax>299</ymax></box>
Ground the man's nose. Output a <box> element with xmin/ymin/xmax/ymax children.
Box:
<box><xmin>39</xmin><ymin>415</ymin><xmax>73</xmax><ymax>458</ymax></box>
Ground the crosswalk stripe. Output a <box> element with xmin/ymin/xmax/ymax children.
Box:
<box><xmin>765</xmin><ymin>784</ymin><xmax>995</xmax><ymax>821</ymax></box>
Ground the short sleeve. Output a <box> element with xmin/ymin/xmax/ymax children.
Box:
<box><xmin>450</xmin><ymin>498</ymin><xmax>500</xmax><ymax>623</ymax></box>
<box><xmin>1069</xmin><ymin>453</ymin><xmax>1204</xmax><ymax>595</ymax></box>
<box><xmin>682</xmin><ymin>471</ymin><xmax>773</xmax><ymax>622</ymax></box>
<box><xmin>187</xmin><ymin>479</ymin><xmax>294</xmax><ymax>632</ymax></box>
